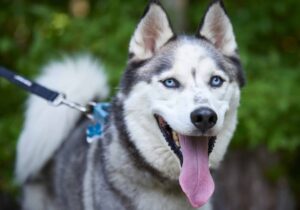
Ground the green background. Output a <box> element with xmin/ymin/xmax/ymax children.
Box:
<box><xmin>0</xmin><ymin>0</ymin><xmax>299</xmax><ymax>208</ymax></box>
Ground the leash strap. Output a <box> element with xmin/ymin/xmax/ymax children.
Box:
<box><xmin>0</xmin><ymin>66</ymin><xmax>110</xmax><ymax>143</ymax></box>
<box><xmin>0</xmin><ymin>66</ymin><xmax>93</xmax><ymax>118</ymax></box>
<box><xmin>0</xmin><ymin>66</ymin><xmax>60</xmax><ymax>102</ymax></box>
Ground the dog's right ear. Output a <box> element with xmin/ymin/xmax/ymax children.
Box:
<box><xmin>129</xmin><ymin>0</ymin><xmax>175</xmax><ymax>61</ymax></box>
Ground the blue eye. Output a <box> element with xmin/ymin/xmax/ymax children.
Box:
<box><xmin>162</xmin><ymin>78</ymin><xmax>180</xmax><ymax>88</ymax></box>
<box><xmin>210</xmin><ymin>76</ymin><xmax>224</xmax><ymax>88</ymax></box>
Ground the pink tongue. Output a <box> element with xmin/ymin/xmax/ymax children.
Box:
<box><xmin>179</xmin><ymin>135</ymin><xmax>215</xmax><ymax>208</ymax></box>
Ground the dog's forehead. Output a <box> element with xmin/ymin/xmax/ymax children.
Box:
<box><xmin>172</xmin><ymin>38</ymin><xmax>219</xmax><ymax>73</ymax></box>
<box><xmin>174</xmin><ymin>38</ymin><xmax>213</xmax><ymax>59</ymax></box>
<box><xmin>149</xmin><ymin>36</ymin><xmax>227</xmax><ymax>76</ymax></box>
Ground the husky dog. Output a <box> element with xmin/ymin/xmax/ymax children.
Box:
<box><xmin>16</xmin><ymin>0</ymin><xmax>245</xmax><ymax>209</ymax></box>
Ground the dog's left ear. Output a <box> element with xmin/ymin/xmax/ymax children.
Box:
<box><xmin>197</xmin><ymin>0</ymin><xmax>237</xmax><ymax>56</ymax></box>
<box><xmin>129</xmin><ymin>1</ymin><xmax>175</xmax><ymax>61</ymax></box>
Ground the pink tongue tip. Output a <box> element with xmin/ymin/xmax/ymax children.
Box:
<box><xmin>178</xmin><ymin>135</ymin><xmax>215</xmax><ymax>208</ymax></box>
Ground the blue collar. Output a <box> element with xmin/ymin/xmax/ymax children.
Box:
<box><xmin>86</xmin><ymin>103</ymin><xmax>110</xmax><ymax>143</ymax></box>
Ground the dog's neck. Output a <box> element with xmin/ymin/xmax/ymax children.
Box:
<box><xmin>96</xmin><ymin>97</ymin><xmax>212</xmax><ymax>210</ymax></box>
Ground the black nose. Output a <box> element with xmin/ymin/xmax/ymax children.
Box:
<box><xmin>190</xmin><ymin>107</ymin><xmax>218</xmax><ymax>132</ymax></box>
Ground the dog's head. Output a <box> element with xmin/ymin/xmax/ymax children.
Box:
<box><xmin>116</xmin><ymin>0</ymin><xmax>245</xmax><ymax>208</ymax></box>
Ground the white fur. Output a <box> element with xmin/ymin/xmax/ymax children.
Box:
<box><xmin>129</xmin><ymin>3</ymin><xmax>174</xmax><ymax>60</ymax></box>
<box><xmin>15</xmin><ymin>55</ymin><xmax>109</xmax><ymax>183</ymax></box>
<box><xmin>124</xmin><ymin>82</ymin><xmax>181</xmax><ymax>180</ymax></box>
<box><xmin>209</xmin><ymin>85</ymin><xmax>240</xmax><ymax>168</ymax></box>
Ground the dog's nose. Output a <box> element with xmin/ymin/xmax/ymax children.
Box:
<box><xmin>190</xmin><ymin>107</ymin><xmax>217</xmax><ymax>132</ymax></box>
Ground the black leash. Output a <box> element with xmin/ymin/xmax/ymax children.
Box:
<box><xmin>0</xmin><ymin>66</ymin><xmax>60</xmax><ymax>102</ymax></box>
<box><xmin>0</xmin><ymin>66</ymin><xmax>93</xmax><ymax>119</ymax></box>
<box><xmin>0</xmin><ymin>66</ymin><xmax>111</xmax><ymax>143</ymax></box>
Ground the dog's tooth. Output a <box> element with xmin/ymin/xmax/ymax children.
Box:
<box><xmin>172</xmin><ymin>131</ymin><xmax>176</xmax><ymax>140</ymax></box>
<box><xmin>172</xmin><ymin>131</ymin><xmax>180</xmax><ymax>147</ymax></box>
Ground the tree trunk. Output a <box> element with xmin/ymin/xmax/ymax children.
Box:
<box><xmin>161</xmin><ymin>0</ymin><xmax>188</xmax><ymax>32</ymax></box>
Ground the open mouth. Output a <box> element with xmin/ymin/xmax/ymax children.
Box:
<box><xmin>154</xmin><ymin>114</ymin><xmax>216</xmax><ymax>208</ymax></box>
<box><xmin>154</xmin><ymin>115</ymin><xmax>216</xmax><ymax>165</ymax></box>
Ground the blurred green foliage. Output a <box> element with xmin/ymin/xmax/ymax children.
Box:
<box><xmin>0</xmin><ymin>0</ymin><xmax>299</xmax><ymax>201</ymax></box>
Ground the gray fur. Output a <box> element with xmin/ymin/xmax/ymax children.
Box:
<box><xmin>38</xmin><ymin>105</ymin><xmax>186</xmax><ymax>209</ymax></box>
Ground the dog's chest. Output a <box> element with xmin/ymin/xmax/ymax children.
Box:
<box><xmin>86</xmin><ymin>140</ymin><xmax>211</xmax><ymax>210</ymax></box>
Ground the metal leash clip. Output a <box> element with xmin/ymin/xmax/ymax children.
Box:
<box><xmin>50</xmin><ymin>93</ymin><xmax>111</xmax><ymax>143</ymax></box>
<box><xmin>50</xmin><ymin>93</ymin><xmax>94</xmax><ymax>120</ymax></box>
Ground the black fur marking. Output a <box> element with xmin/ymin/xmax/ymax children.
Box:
<box><xmin>208</xmin><ymin>136</ymin><xmax>216</xmax><ymax>155</ymax></box>
<box><xmin>128</xmin><ymin>53</ymin><xmax>134</xmax><ymax>60</ymax></box>
<box><xmin>191</xmin><ymin>68</ymin><xmax>197</xmax><ymax>85</ymax></box>
<box><xmin>122</xmin><ymin>51</ymin><xmax>175</xmax><ymax>94</ymax></box>
<box><xmin>195</xmin><ymin>34</ymin><xmax>213</xmax><ymax>43</ymax></box>
<box><xmin>120</xmin><ymin>60</ymin><xmax>149</xmax><ymax>95</ymax></box>
<box><xmin>146</xmin><ymin>58</ymin><xmax>173</xmax><ymax>83</ymax></box>
<box><xmin>154</xmin><ymin>115</ymin><xmax>183</xmax><ymax>165</ymax></box>
<box><xmin>215</xmin><ymin>59</ymin><xmax>231</xmax><ymax>78</ymax></box>
<box><xmin>111</xmin><ymin>97</ymin><xmax>176</xmax><ymax>184</ymax></box>
<box><xmin>225</xmin><ymin>55</ymin><xmax>246</xmax><ymax>88</ymax></box>
<box><xmin>192</xmin><ymin>68</ymin><xmax>196</xmax><ymax>79</ymax></box>
<box><xmin>149</xmin><ymin>0</ymin><xmax>161</xmax><ymax>5</ymax></box>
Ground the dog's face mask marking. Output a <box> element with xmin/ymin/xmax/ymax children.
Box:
<box><xmin>150</xmin><ymin>40</ymin><xmax>236</xmax><ymax>137</ymax></box>
<box><xmin>119</xmin><ymin>0</ymin><xmax>245</xmax><ymax>208</ymax></box>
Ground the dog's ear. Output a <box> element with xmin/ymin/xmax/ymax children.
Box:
<box><xmin>197</xmin><ymin>0</ymin><xmax>237</xmax><ymax>56</ymax></box>
<box><xmin>129</xmin><ymin>0</ymin><xmax>175</xmax><ymax>61</ymax></box>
